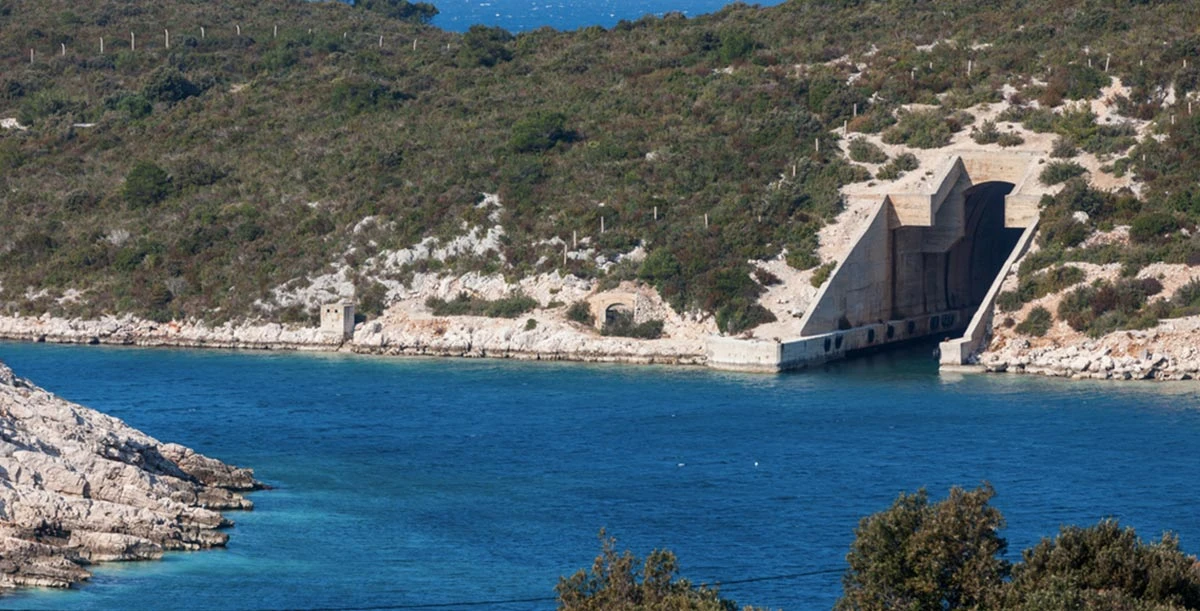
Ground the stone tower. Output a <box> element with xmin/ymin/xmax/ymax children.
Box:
<box><xmin>320</xmin><ymin>301</ymin><xmax>355</xmax><ymax>342</ymax></box>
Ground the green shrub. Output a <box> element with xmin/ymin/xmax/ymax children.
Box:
<box><xmin>355</xmin><ymin>0</ymin><xmax>438</xmax><ymax>23</ymax></box>
<box><xmin>836</xmin><ymin>485</ymin><xmax>1008</xmax><ymax>611</ymax></box>
<box><xmin>717</xmin><ymin>30</ymin><xmax>756</xmax><ymax>63</ymax></box>
<box><xmin>425</xmin><ymin>292</ymin><xmax>537</xmax><ymax>318</ymax></box>
<box><xmin>566</xmin><ymin>300</ymin><xmax>594</xmax><ymax>325</ymax></box>
<box><xmin>847</xmin><ymin>137</ymin><xmax>888</xmax><ymax>163</ymax></box>
<box><xmin>122</xmin><ymin>161</ymin><xmax>172</xmax><ymax>208</ymax></box>
<box><xmin>972</xmin><ymin>120</ymin><xmax>1001</xmax><ymax>144</ymax></box>
<box><xmin>602</xmin><ymin>312</ymin><xmax>664</xmax><ymax>339</ymax></box>
<box><xmin>1057</xmin><ymin>277</ymin><xmax>1163</xmax><ymax>337</ymax></box>
<box><xmin>882</xmin><ymin>109</ymin><xmax>952</xmax><ymax>149</ymax></box>
<box><xmin>557</xmin><ymin>531</ymin><xmax>744</xmax><ymax>611</ymax></box>
<box><xmin>811</xmin><ymin>261</ymin><xmax>836</xmax><ymax>288</ymax></box>
<box><xmin>1050</xmin><ymin>136</ymin><xmax>1079</xmax><ymax>158</ymax></box>
<box><xmin>1015</xmin><ymin>306</ymin><xmax>1053</xmax><ymax>336</ymax></box>
<box><xmin>142</xmin><ymin>67</ymin><xmax>201</xmax><ymax>104</ymax></box>
<box><xmin>510</xmin><ymin>112</ymin><xmax>574</xmax><ymax>153</ymax></box>
<box><xmin>1129</xmin><ymin>211</ymin><xmax>1179</xmax><ymax>244</ymax></box>
<box><xmin>524</xmin><ymin>318</ymin><xmax>537</xmax><ymax>330</ymax></box>
<box><xmin>876</xmin><ymin>152</ymin><xmax>919</xmax><ymax>180</ymax></box>
<box><xmin>1040</xmin><ymin>161</ymin><xmax>1087</xmax><ymax>185</ymax></box>
<box><xmin>996</xmin><ymin>132</ymin><xmax>1024</xmax><ymax>147</ymax></box>
<box><xmin>459</xmin><ymin>24</ymin><xmax>514</xmax><ymax>67</ymax></box>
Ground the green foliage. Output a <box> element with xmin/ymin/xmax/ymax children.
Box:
<box><xmin>331</xmin><ymin>78</ymin><xmax>409</xmax><ymax>114</ymax></box>
<box><xmin>459</xmin><ymin>25</ymin><xmax>514</xmax><ymax>67</ymax></box>
<box><xmin>847</xmin><ymin>137</ymin><xmax>888</xmax><ymax>163</ymax></box>
<box><xmin>425</xmin><ymin>292</ymin><xmax>538</xmax><ymax>318</ymax></box>
<box><xmin>1005</xmin><ymin>521</ymin><xmax>1200</xmax><ymax>610</ymax></box>
<box><xmin>811</xmin><ymin>261</ymin><xmax>835</xmax><ymax>288</ymax></box>
<box><xmin>1015</xmin><ymin>305</ymin><xmax>1053</xmax><ymax>336</ymax></box>
<box><xmin>566</xmin><ymin>300</ymin><xmax>594</xmax><ymax>326</ymax></box>
<box><xmin>602</xmin><ymin>312</ymin><xmax>664</xmax><ymax>339</ymax></box>
<box><xmin>971</xmin><ymin>120</ymin><xmax>1001</xmax><ymax>144</ymax></box>
<box><xmin>996</xmin><ymin>132</ymin><xmax>1024</xmax><ymax>147</ymax></box>
<box><xmin>836</xmin><ymin>485</ymin><xmax>1009</xmax><ymax>611</ymax></box>
<box><xmin>142</xmin><ymin>68</ymin><xmax>201</xmax><ymax>104</ymax></box>
<box><xmin>122</xmin><ymin>161</ymin><xmax>172</xmax><ymax>209</ymax></box>
<box><xmin>524</xmin><ymin>318</ymin><xmax>537</xmax><ymax>330</ymax></box>
<box><xmin>4</xmin><ymin>0</ymin><xmax>1200</xmax><ymax>327</ymax></box>
<box><xmin>510</xmin><ymin>112</ymin><xmax>574</xmax><ymax>153</ymax></box>
<box><xmin>717</xmin><ymin>30</ymin><xmax>756</xmax><ymax>63</ymax></box>
<box><xmin>839</xmin><ymin>487</ymin><xmax>1200</xmax><ymax>611</ymax></box>
<box><xmin>1057</xmin><ymin>277</ymin><xmax>1164</xmax><ymax>337</ymax></box>
<box><xmin>1050</xmin><ymin>136</ymin><xmax>1078</xmax><ymax>159</ymax></box>
<box><xmin>1039</xmin><ymin>161</ymin><xmax>1087</xmax><ymax>185</ymax></box>
<box><xmin>1129</xmin><ymin>211</ymin><xmax>1180</xmax><ymax>244</ymax></box>
<box><xmin>355</xmin><ymin>0</ymin><xmax>438</xmax><ymax>23</ymax></box>
<box><xmin>882</xmin><ymin>109</ymin><xmax>952</xmax><ymax>149</ymax></box>
<box><xmin>876</xmin><ymin>152</ymin><xmax>919</xmax><ymax>180</ymax></box>
<box><xmin>1000</xmin><ymin>265</ymin><xmax>1086</xmax><ymax>312</ymax></box>
<box><xmin>557</xmin><ymin>531</ymin><xmax>745</xmax><ymax>611</ymax></box>
<box><xmin>357</xmin><ymin>281</ymin><xmax>389</xmax><ymax>318</ymax></box>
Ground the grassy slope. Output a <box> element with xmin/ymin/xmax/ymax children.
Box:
<box><xmin>1</xmin><ymin>0</ymin><xmax>1198</xmax><ymax>334</ymax></box>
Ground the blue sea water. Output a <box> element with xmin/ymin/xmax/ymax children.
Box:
<box><xmin>418</xmin><ymin>0</ymin><xmax>787</xmax><ymax>32</ymax></box>
<box><xmin>1</xmin><ymin>341</ymin><xmax>1199</xmax><ymax>610</ymax></box>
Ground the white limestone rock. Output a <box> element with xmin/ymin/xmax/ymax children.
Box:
<box><xmin>0</xmin><ymin>361</ymin><xmax>262</xmax><ymax>590</ymax></box>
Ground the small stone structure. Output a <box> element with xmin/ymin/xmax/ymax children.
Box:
<box><xmin>320</xmin><ymin>301</ymin><xmax>355</xmax><ymax>342</ymax></box>
<box><xmin>588</xmin><ymin>291</ymin><xmax>645</xmax><ymax>330</ymax></box>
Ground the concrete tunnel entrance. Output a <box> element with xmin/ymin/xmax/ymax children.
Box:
<box><xmin>893</xmin><ymin>181</ymin><xmax>1024</xmax><ymax>325</ymax></box>
<box><xmin>707</xmin><ymin>154</ymin><xmax>1046</xmax><ymax>372</ymax></box>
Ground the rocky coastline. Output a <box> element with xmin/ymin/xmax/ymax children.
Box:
<box><xmin>979</xmin><ymin>321</ymin><xmax>1200</xmax><ymax>381</ymax></box>
<box><xmin>0</xmin><ymin>312</ymin><xmax>708</xmax><ymax>366</ymax></box>
<box><xmin>0</xmin><ymin>360</ymin><xmax>262</xmax><ymax>590</ymax></box>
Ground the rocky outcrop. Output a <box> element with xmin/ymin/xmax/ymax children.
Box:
<box><xmin>0</xmin><ymin>361</ymin><xmax>262</xmax><ymax>590</ymax></box>
<box><xmin>980</xmin><ymin>323</ymin><xmax>1200</xmax><ymax>381</ymax></box>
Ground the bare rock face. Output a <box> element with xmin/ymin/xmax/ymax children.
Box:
<box><xmin>0</xmin><ymin>360</ymin><xmax>263</xmax><ymax>591</ymax></box>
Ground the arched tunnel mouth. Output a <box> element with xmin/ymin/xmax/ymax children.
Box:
<box><xmin>850</xmin><ymin>180</ymin><xmax>1025</xmax><ymax>360</ymax></box>
<box><xmin>956</xmin><ymin>181</ymin><xmax>1024</xmax><ymax>310</ymax></box>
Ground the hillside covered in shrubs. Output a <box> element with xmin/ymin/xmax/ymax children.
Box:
<box><xmin>2</xmin><ymin>0</ymin><xmax>1200</xmax><ymax>335</ymax></box>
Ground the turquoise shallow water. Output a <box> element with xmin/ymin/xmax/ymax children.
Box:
<box><xmin>1</xmin><ymin>341</ymin><xmax>1199</xmax><ymax>610</ymax></box>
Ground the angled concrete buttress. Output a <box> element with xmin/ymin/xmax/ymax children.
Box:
<box><xmin>708</xmin><ymin>153</ymin><xmax>1047</xmax><ymax>372</ymax></box>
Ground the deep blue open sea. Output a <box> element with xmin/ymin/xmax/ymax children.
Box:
<box><xmin>1</xmin><ymin>340</ymin><xmax>1199</xmax><ymax>610</ymax></box>
<box><xmin>412</xmin><ymin>0</ymin><xmax>786</xmax><ymax>32</ymax></box>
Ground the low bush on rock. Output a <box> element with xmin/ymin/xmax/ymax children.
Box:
<box><xmin>426</xmin><ymin>292</ymin><xmax>538</xmax><ymax>318</ymax></box>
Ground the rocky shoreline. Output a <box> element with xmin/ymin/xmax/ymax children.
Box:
<box><xmin>979</xmin><ymin>322</ymin><xmax>1200</xmax><ymax>381</ymax></box>
<box><xmin>0</xmin><ymin>313</ymin><xmax>708</xmax><ymax>366</ymax></box>
<box><xmin>0</xmin><ymin>360</ymin><xmax>262</xmax><ymax>590</ymax></box>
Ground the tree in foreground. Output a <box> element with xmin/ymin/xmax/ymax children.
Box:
<box><xmin>557</xmin><ymin>530</ymin><xmax>753</xmax><ymax>611</ymax></box>
<box><xmin>1004</xmin><ymin>520</ymin><xmax>1200</xmax><ymax>611</ymax></box>
<box><xmin>838</xmin><ymin>485</ymin><xmax>1200</xmax><ymax>611</ymax></box>
<box><xmin>835</xmin><ymin>484</ymin><xmax>1009</xmax><ymax>611</ymax></box>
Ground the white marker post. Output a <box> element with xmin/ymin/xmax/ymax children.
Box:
<box><xmin>165</xmin><ymin>29</ymin><xmax>170</xmax><ymax>49</ymax></box>
<box><xmin>131</xmin><ymin>31</ymin><xmax>135</xmax><ymax>51</ymax></box>
<box><xmin>237</xmin><ymin>24</ymin><xmax>241</xmax><ymax>36</ymax></box>
<box><xmin>201</xmin><ymin>26</ymin><xmax>205</xmax><ymax>39</ymax></box>
<box><xmin>100</xmin><ymin>37</ymin><xmax>104</xmax><ymax>54</ymax></box>
<box><xmin>61</xmin><ymin>42</ymin><xmax>66</xmax><ymax>56</ymax></box>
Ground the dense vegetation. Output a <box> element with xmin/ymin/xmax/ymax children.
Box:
<box><xmin>561</xmin><ymin>488</ymin><xmax>1200</xmax><ymax>611</ymax></box>
<box><xmin>836</xmin><ymin>485</ymin><xmax>1200</xmax><ymax>611</ymax></box>
<box><xmin>556</xmin><ymin>531</ymin><xmax>754</xmax><ymax>610</ymax></box>
<box><xmin>3</xmin><ymin>0</ymin><xmax>1200</xmax><ymax>335</ymax></box>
